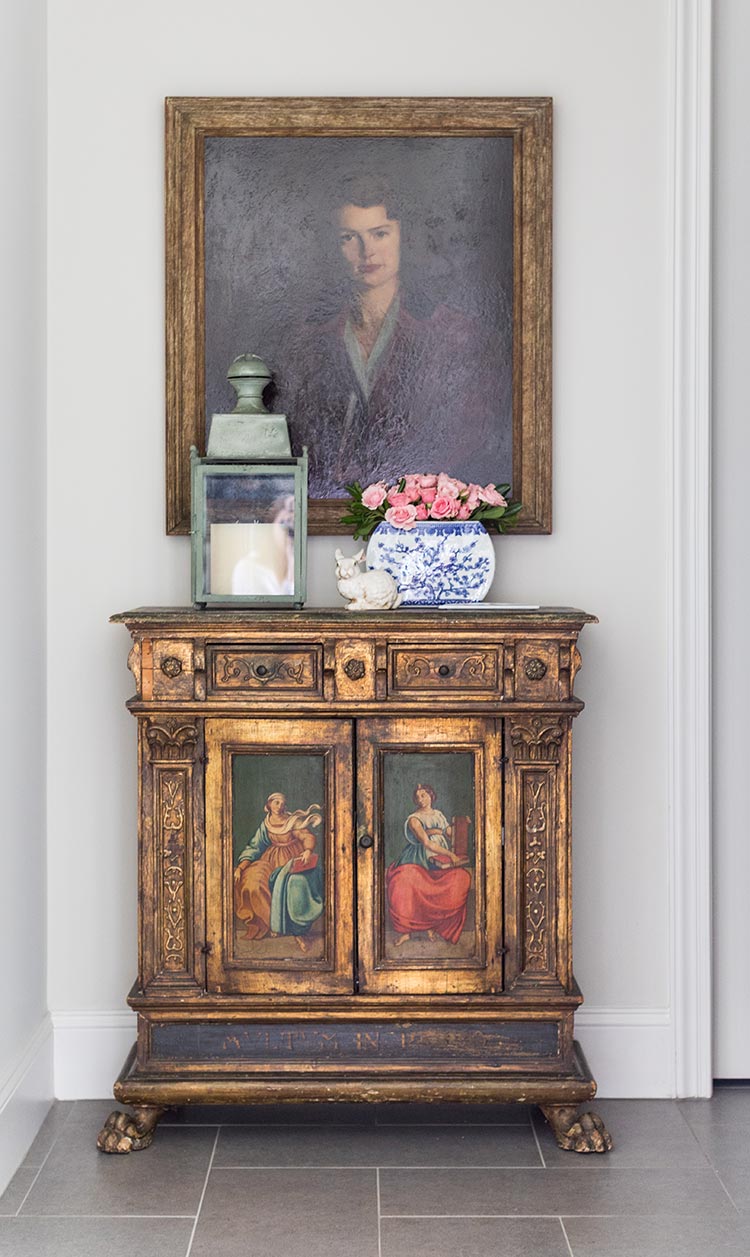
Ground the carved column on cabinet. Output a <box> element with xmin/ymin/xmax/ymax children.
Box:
<box><xmin>140</xmin><ymin>715</ymin><xmax>205</xmax><ymax>993</ymax></box>
<box><xmin>504</xmin><ymin>714</ymin><xmax>571</xmax><ymax>991</ymax></box>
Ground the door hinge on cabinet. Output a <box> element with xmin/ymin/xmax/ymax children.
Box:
<box><xmin>200</xmin><ymin>943</ymin><xmax>212</xmax><ymax>955</ymax></box>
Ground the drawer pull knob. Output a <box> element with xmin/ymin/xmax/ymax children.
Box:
<box><xmin>255</xmin><ymin>664</ymin><xmax>269</xmax><ymax>677</ymax></box>
<box><xmin>358</xmin><ymin>833</ymin><xmax>374</xmax><ymax>849</ymax></box>
<box><xmin>161</xmin><ymin>656</ymin><xmax>182</xmax><ymax>678</ymax></box>
<box><xmin>438</xmin><ymin>664</ymin><xmax>451</xmax><ymax>677</ymax></box>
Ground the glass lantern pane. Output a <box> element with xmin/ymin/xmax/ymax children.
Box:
<box><xmin>203</xmin><ymin>472</ymin><xmax>297</xmax><ymax>597</ymax></box>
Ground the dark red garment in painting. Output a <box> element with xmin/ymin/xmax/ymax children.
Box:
<box><xmin>386</xmin><ymin>863</ymin><xmax>471</xmax><ymax>944</ymax></box>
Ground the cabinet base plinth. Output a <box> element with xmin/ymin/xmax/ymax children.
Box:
<box><xmin>111</xmin><ymin>1039</ymin><xmax>599</xmax><ymax>1114</ymax></box>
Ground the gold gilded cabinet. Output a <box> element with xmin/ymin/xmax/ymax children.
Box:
<box><xmin>98</xmin><ymin>608</ymin><xmax>612</xmax><ymax>1156</ymax></box>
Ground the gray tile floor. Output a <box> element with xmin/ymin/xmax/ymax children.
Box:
<box><xmin>1</xmin><ymin>1091</ymin><xmax>750</xmax><ymax>1255</ymax></box>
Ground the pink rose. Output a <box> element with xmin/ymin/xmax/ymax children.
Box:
<box><xmin>387</xmin><ymin>489</ymin><xmax>413</xmax><ymax>509</ymax></box>
<box><xmin>415</xmin><ymin>503</ymin><xmax>429</xmax><ymax>520</ymax></box>
<box><xmin>457</xmin><ymin>502</ymin><xmax>472</xmax><ymax>520</ymax></box>
<box><xmin>436</xmin><ymin>474</ymin><xmax>463</xmax><ymax>499</ymax></box>
<box><xmin>464</xmin><ymin>485</ymin><xmax>481</xmax><ymax>513</ymax></box>
<box><xmin>418</xmin><ymin>474</ymin><xmax>438</xmax><ymax>488</ymax></box>
<box><xmin>402</xmin><ymin>476</ymin><xmax>422</xmax><ymax>501</ymax></box>
<box><xmin>361</xmin><ymin>482</ymin><xmax>387</xmax><ymax>510</ymax></box>
<box><xmin>419</xmin><ymin>486</ymin><xmax>437</xmax><ymax>504</ymax></box>
<box><xmin>479</xmin><ymin>484</ymin><xmax>508</xmax><ymax>507</ymax></box>
<box><xmin>385</xmin><ymin>504</ymin><xmax>418</xmax><ymax>529</ymax></box>
<box><xmin>430</xmin><ymin>495</ymin><xmax>459</xmax><ymax>520</ymax></box>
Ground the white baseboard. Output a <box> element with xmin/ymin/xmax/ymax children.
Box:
<box><xmin>0</xmin><ymin>1014</ymin><xmax>54</xmax><ymax>1196</ymax></box>
<box><xmin>51</xmin><ymin>1007</ymin><xmax>675</xmax><ymax>1102</ymax></box>
<box><xmin>577</xmin><ymin>1007</ymin><xmax>674</xmax><ymax>1098</ymax></box>
<box><xmin>52</xmin><ymin>1011</ymin><xmax>136</xmax><ymax>1100</ymax></box>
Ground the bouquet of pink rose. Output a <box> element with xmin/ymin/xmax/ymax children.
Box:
<box><xmin>341</xmin><ymin>473</ymin><xmax>522</xmax><ymax>541</ymax></box>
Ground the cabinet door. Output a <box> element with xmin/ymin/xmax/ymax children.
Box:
<box><xmin>356</xmin><ymin>716</ymin><xmax>504</xmax><ymax>994</ymax></box>
<box><xmin>205</xmin><ymin>718</ymin><xmax>354</xmax><ymax>994</ymax></box>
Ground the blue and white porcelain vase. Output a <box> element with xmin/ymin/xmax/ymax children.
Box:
<box><xmin>366</xmin><ymin>520</ymin><xmax>495</xmax><ymax>606</ymax></box>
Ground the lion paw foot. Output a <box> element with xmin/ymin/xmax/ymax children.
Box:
<box><xmin>540</xmin><ymin>1105</ymin><xmax>613</xmax><ymax>1154</ymax></box>
<box><xmin>96</xmin><ymin>1108</ymin><xmax>163</xmax><ymax>1154</ymax></box>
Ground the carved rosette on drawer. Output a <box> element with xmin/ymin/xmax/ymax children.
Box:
<box><xmin>333</xmin><ymin>639</ymin><xmax>376</xmax><ymax>700</ymax></box>
<box><xmin>390</xmin><ymin>647</ymin><xmax>499</xmax><ymax>695</ymax></box>
<box><xmin>513</xmin><ymin>642</ymin><xmax>559</xmax><ymax>701</ymax></box>
<box><xmin>208</xmin><ymin>645</ymin><xmax>322</xmax><ymax>697</ymax></box>
<box><xmin>143</xmin><ymin>717</ymin><xmax>203</xmax><ymax>990</ymax></box>
<box><xmin>507</xmin><ymin>716</ymin><xmax>565</xmax><ymax>986</ymax></box>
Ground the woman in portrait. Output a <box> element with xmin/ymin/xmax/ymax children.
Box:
<box><xmin>280</xmin><ymin>174</ymin><xmax>509</xmax><ymax>496</ymax></box>
<box><xmin>386</xmin><ymin>783</ymin><xmax>472</xmax><ymax>947</ymax></box>
<box><xmin>233</xmin><ymin>792</ymin><xmax>323</xmax><ymax>952</ymax></box>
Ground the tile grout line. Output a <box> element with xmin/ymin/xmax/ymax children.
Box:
<box><xmin>374</xmin><ymin>1122</ymin><xmax>529</xmax><ymax>1128</ymax></box>
<box><xmin>530</xmin><ymin>1112</ymin><xmax>547</xmax><ymax>1169</ymax></box>
<box><xmin>376</xmin><ymin>1167</ymin><xmax>382</xmax><ymax>1257</ymax></box>
<box><xmin>164</xmin><ymin>1121</ymin><xmax>530</xmax><ymax>1131</ymax></box>
<box><xmin>210</xmin><ymin>1163</ymin><xmax>546</xmax><ymax>1170</ymax></box>
<box><xmin>14</xmin><ymin>1103</ymin><xmax>76</xmax><ymax>1217</ymax></box>
<box><xmin>559</xmin><ymin>1217</ymin><xmax>575</xmax><ymax>1257</ymax></box>
<box><xmin>4</xmin><ymin>1214</ymin><xmax>198</xmax><ymax>1219</ymax></box>
<box><xmin>378</xmin><ymin>1212</ymin><xmax>640</xmax><ymax>1219</ymax></box>
<box><xmin>184</xmin><ymin>1125</ymin><xmax>220</xmax><ymax>1257</ymax></box>
<box><xmin>712</xmin><ymin>1167</ymin><xmax>743</xmax><ymax>1215</ymax></box>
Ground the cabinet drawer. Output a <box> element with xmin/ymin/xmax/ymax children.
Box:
<box><xmin>389</xmin><ymin>645</ymin><xmax>500</xmax><ymax>695</ymax></box>
<box><xmin>207</xmin><ymin>644</ymin><xmax>322</xmax><ymax>696</ymax></box>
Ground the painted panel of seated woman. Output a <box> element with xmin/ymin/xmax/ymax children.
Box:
<box><xmin>385</xmin><ymin>781</ymin><xmax>474</xmax><ymax>960</ymax></box>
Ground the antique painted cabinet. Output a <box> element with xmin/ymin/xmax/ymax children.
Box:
<box><xmin>99</xmin><ymin>608</ymin><xmax>611</xmax><ymax>1154</ymax></box>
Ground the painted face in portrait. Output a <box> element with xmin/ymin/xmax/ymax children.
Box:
<box><xmin>415</xmin><ymin>784</ymin><xmax>435</xmax><ymax>810</ymax></box>
<box><xmin>265</xmin><ymin>793</ymin><xmax>287</xmax><ymax>818</ymax></box>
<box><xmin>337</xmin><ymin>203</ymin><xmax>401</xmax><ymax>292</ymax></box>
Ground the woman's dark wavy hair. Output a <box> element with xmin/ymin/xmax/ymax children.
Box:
<box><xmin>335</xmin><ymin>173</ymin><xmax>405</xmax><ymax>223</ymax></box>
<box><xmin>413</xmin><ymin>782</ymin><xmax>437</xmax><ymax>807</ymax></box>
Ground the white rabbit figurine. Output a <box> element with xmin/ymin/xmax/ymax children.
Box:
<box><xmin>335</xmin><ymin>548</ymin><xmax>402</xmax><ymax>611</ymax></box>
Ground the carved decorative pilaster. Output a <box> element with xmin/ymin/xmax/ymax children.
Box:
<box><xmin>507</xmin><ymin>715</ymin><xmax>565</xmax><ymax>985</ymax></box>
<box><xmin>160</xmin><ymin>773</ymin><xmax>187</xmax><ymax>971</ymax></box>
<box><xmin>193</xmin><ymin>640</ymin><xmax>206</xmax><ymax>700</ymax></box>
<box><xmin>146</xmin><ymin>717</ymin><xmax>199</xmax><ymax>762</ymax></box>
<box><xmin>502</xmin><ymin>643</ymin><xmax>516</xmax><ymax>698</ymax></box>
<box><xmin>558</xmin><ymin>641</ymin><xmax>583</xmax><ymax>698</ymax></box>
<box><xmin>523</xmin><ymin>774</ymin><xmax>550</xmax><ymax>972</ymax></box>
<box><xmin>143</xmin><ymin>715</ymin><xmax>200</xmax><ymax>987</ymax></box>
<box><xmin>127</xmin><ymin>638</ymin><xmax>141</xmax><ymax>696</ymax></box>
<box><xmin>510</xmin><ymin>716</ymin><xmax>563</xmax><ymax>763</ymax></box>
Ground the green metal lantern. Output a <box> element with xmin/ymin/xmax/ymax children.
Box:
<box><xmin>190</xmin><ymin>446</ymin><xmax>308</xmax><ymax>608</ymax></box>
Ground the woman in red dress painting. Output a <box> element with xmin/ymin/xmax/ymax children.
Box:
<box><xmin>386</xmin><ymin>783</ymin><xmax>471</xmax><ymax>947</ymax></box>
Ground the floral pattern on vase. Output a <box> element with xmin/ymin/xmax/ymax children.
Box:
<box><xmin>366</xmin><ymin>520</ymin><xmax>495</xmax><ymax>606</ymax></box>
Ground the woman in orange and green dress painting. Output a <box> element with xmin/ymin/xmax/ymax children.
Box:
<box><xmin>233</xmin><ymin>792</ymin><xmax>323</xmax><ymax>952</ymax></box>
<box><xmin>386</xmin><ymin>783</ymin><xmax>471</xmax><ymax>946</ymax></box>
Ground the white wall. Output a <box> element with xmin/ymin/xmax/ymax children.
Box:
<box><xmin>712</xmin><ymin>0</ymin><xmax>750</xmax><ymax>1078</ymax></box>
<box><xmin>47</xmin><ymin>0</ymin><xmax>673</xmax><ymax>1096</ymax></box>
<box><xmin>0</xmin><ymin>0</ymin><xmax>53</xmax><ymax>1192</ymax></box>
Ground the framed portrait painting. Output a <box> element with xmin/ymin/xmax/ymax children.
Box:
<box><xmin>166</xmin><ymin>97</ymin><xmax>551</xmax><ymax>535</ymax></box>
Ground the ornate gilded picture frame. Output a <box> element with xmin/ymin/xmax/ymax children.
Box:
<box><xmin>166</xmin><ymin>97</ymin><xmax>552</xmax><ymax>536</ymax></box>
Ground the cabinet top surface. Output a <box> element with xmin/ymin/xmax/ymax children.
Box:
<box><xmin>112</xmin><ymin>606</ymin><xmax>597</xmax><ymax>630</ymax></box>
